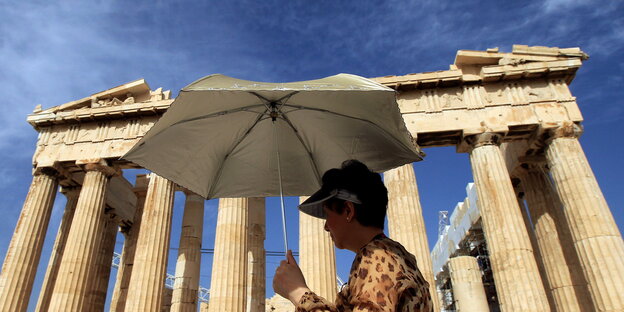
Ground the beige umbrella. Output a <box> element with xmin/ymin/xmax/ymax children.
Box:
<box><xmin>123</xmin><ymin>73</ymin><xmax>423</xmax><ymax>251</ymax></box>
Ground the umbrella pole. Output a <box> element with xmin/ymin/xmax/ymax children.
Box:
<box><xmin>273</xmin><ymin>119</ymin><xmax>290</xmax><ymax>256</ymax></box>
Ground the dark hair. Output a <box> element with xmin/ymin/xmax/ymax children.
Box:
<box><xmin>322</xmin><ymin>159</ymin><xmax>388</xmax><ymax>229</ymax></box>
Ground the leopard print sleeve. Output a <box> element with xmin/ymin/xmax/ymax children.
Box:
<box><xmin>295</xmin><ymin>291</ymin><xmax>336</xmax><ymax>312</ymax></box>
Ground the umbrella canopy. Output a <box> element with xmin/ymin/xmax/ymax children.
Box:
<box><xmin>123</xmin><ymin>73</ymin><xmax>423</xmax><ymax>199</ymax></box>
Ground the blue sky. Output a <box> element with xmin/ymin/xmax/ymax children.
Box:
<box><xmin>0</xmin><ymin>1</ymin><xmax>622</xmax><ymax>310</ymax></box>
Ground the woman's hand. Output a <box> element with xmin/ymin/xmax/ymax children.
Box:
<box><xmin>273</xmin><ymin>250</ymin><xmax>310</xmax><ymax>304</ymax></box>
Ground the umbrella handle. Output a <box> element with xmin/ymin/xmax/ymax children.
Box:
<box><xmin>273</xmin><ymin>120</ymin><xmax>289</xmax><ymax>255</ymax></box>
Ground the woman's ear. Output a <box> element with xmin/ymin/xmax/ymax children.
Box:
<box><xmin>344</xmin><ymin>201</ymin><xmax>356</xmax><ymax>221</ymax></box>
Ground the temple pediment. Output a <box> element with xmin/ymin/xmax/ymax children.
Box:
<box><xmin>455</xmin><ymin>45</ymin><xmax>588</xmax><ymax>67</ymax></box>
<box><xmin>38</xmin><ymin>79</ymin><xmax>171</xmax><ymax>114</ymax></box>
<box><xmin>375</xmin><ymin>45</ymin><xmax>588</xmax><ymax>90</ymax></box>
<box><xmin>28</xmin><ymin>79</ymin><xmax>172</xmax><ymax>127</ymax></box>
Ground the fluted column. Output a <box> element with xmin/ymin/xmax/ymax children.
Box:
<box><xmin>247</xmin><ymin>197</ymin><xmax>266</xmax><ymax>312</ymax></box>
<box><xmin>448</xmin><ymin>256</ymin><xmax>489</xmax><ymax>312</ymax></box>
<box><xmin>48</xmin><ymin>162</ymin><xmax>116</xmax><ymax>311</ymax></box>
<box><xmin>207</xmin><ymin>198</ymin><xmax>249</xmax><ymax>312</ymax></box>
<box><xmin>90</xmin><ymin>210</ymin><xmax>118</xmax><ymax>311</ymax></box>
<box><xmin>171</xmin><ymin>191</ymin><xmax>205</xmax><ymax>312</ymax></box>
<box><xmin>35</xmin><ymin>187</ymin><xmax>79</xmax><ymax>312</ymax></box>
<box><xmin>545</xmin><ymin>123</ymin><xmax>624</xmax><ymax>311</ymax></box>
<box><xmin>384</xmin><ymin>164</ymin><xmax>439</xmax><ymax>311</ymax></box>
<box><xmin>520</xmin><ymin>163</ymin><xmax>594</xmax><ymax>311</ymax></box>
<box><xmin>466</xmin><ymin>133</ymin><xmax>550</xmax><ymax>311</ymax></box>
<box><xmin>515</xmin><ymin>187</ymin><xmax>557</xmax><ymax>310</ymax></box>
<box><xmin>0</xmin><ymin>168</ymin><xmax>59</xmax><ymax>312</ymax></box>
<box><xmin>299</xmin><ymin>196</ymin><xmax>337</xmax><ymax>302</ymax></box>
<box><xmin>125</xmin><ymin>173</ymin><xmax>175</xmax><ymax>311</ymax></box>
<box><xmin>109</xmin><ymin>174</ymin><xmax>149</xmax><ymax>312</ymax></box>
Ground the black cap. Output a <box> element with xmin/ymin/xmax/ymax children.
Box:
<box><xmin>299</xmin><ymin>188</ymin><xmax>362</xmax><ymax>219</ymax></box>
<box><xmin>298</xmin><ymin>159</ymin><xmax>387</xmax><ymax>222</ymax></box>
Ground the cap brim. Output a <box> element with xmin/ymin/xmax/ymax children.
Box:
<box><xmin>298</xmin><ymin>187</ymin><xmax>334</xmax><ymax>219</ymax></box>
<box><xmin>298</xmin><ymin>188</ymin><xmax>363</xmax><ymax>219</ymax></box>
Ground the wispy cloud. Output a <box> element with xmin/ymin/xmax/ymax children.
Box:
<box><xmin>0</xmin><ymin>2</ymin><xmax>185</xmax><ymax>154</ymax></box>
<box><xmin>542</xmin><ymin>0</ymin><xmax>595</xmax><ymax>13</ymax></box>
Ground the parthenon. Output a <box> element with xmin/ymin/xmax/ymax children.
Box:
<box><xmin>0</xmin><ymin>45</ymin><xmax>622</xmax><ymax>311</ymax></box>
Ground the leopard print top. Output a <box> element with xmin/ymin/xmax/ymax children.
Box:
<box><xmin>295</xmin><ymin>234</ymin><xmax>433</xmax><ymax>312</ymax></box>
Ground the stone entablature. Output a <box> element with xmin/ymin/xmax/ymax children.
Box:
<box><xmin>374</xmin><ymin>45</ymin><xmax>587</xmax><ymax>89</ymax></box>
<box><xmin>371</xmin><ymin>45</ymin><xmax>586</xmax><ymax>151</ymax></box>
<box><xmin>392</xmin><ymin>78</ymin><xmax>576</xmax><ymax>113</ymax></box>
<box><xmin>31</xmin><ymin>116</ymin><xmax>160</xmax><ymax>168</ymax></box>
<box><xmin>30</xmin><ymin>79</ymin><xmax>171</xmax><ymax>118</ymax></box>
<box><xmin>28</xmin><ymin>45</ymin><xmax>585</xmax><ymax>167</ymax></box>
<box><xmin>29</xmin><ymin>98</ymin><xmax>171</xmax><ymax>127</ymax></box>
<box><xmin>27</xmin><ymin>79</ymin><xmax>172</xmax><ymax>169</ymax></box>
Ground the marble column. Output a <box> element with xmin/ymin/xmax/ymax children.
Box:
<box><xmin>35</xmin><ymin>187</ymin><xmax>80</xmax><ymax>312</ymax></box>
<box><xmin>299</xmin><ymin>196</ymin><xmax>337</xmax><ymax>302</ymax></box>
<box><xmin>545</xmin><ymin>123</ymin><xmax>624</xmax><ymax>310</ymax></box>
<box><xmin>448</xmin><ymin>256</ymin><xmax>489</xmax><ymax>312</ymax></box>
<box><xmin>515</xmin><ymin>187</ymin><xmax>556</xmax><ymax>310</ymax></box>
<box><xmin>109</xmin><ymin>174</ymin><xmax>149</xmax><ymax>312</ymax></box>
<box><xmin>48</xmin><ymin>162</ymin><xmax>116</xmax><ymax>311</ymax></box>
<box><xmin>0</xmin><ymin>168</ymin><xmax>59</xmax><ymax>312</ymax></box>
<box><xmin>90</xmin><ymin>209</ymin><xmax>118</xmax><ymax>311</ymax></box>
<box><xmin>247</xmin><ymin>197</ymin><xmax>266</xmax><ymax>312</ymax></box>
<box><xmin>384</xmin><ymin>164</ymin><xmax>439</xmax><ymax>311</ymax></box>
<box><xmin>466</xmin><ymin>133</ymin><xmax>550</xmax><ymax>311</ymax></box>
<box><xmin>520</xmin><ymin>163</ymin><xmax>594</xmax><ymax>311</ymax></box>
<box><xmin>207</xmin><ymin>198</ymin><xmax>249</xmax><ymax>312</ymax></box>
<box><xmin>200</xmin><ymin>301</ymin><xmax>209</xmax><ymax>311</ymax></box>
<box><xmin>125</xmin><ymin>173</ymin><xmax>176</xmax><ymax>311</ymax></box>
<box><xmin>171</xmin><ymin>191</ymin><xmax>205</xmax><ymax>312</ymax></box>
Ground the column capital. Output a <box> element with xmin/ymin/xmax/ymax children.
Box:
<box><xmin>464</xmin><ymin>132</ymin><xmax>503</xmax><ymax>150</ymax></box>
<box><xmin>546</xmin><ymin>122</ymin><xmax>583</xmax><ymax>142</ymax></box>
<box><xmin>119</xmin><ymin>224</ymin><xmax>132</xmax><ymax>235</ymax></box>
<box><xmin>33</xmin><ymin>165</ymin><xmax>60</xmax><ymax>178</ymax></box>
<box><xmin>518</xmin><ymin>158</ymin><xmax>549</xmax><ymax>173</ymax></box>
<box><xmin>76</xmin><ymin>159</ymin><xmax>118</xmax><ymax>177</ymax></box>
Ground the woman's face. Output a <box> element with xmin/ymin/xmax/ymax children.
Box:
<box><xmin>323</xmin><ymin>203</ymin><xmax>349</xmax><ymax>249</ymax></box>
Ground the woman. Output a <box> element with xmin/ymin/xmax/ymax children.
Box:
<box><xmin>273</xmin><ymin>160</ymin><xmax>433</xmax><ymax>312</ymax></box>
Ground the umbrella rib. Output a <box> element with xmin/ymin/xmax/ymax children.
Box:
<box><xmin>170</xmin><ymin>104</ymin><xmax>267</xmax><ymax>127</ymax></box>
<box><xmin>282</xmin><ymin>104</ymin><xmax>422</xmax><ymax>163</ymax></box>
<box><xmin>206</xmin><ymin>107</ymin><xmax>270</xmax><ymax>197</ymax></box>
<box><xmin>275</xmin><ymin>92</ymin><xmax>298</xmax><ymax>113</ymax></box>
<box><xmin>249</xmin><ymin>91</ymin><xmax>298</xmax><ymax>105</ymax></box>
<box><xmin>278</xmin><ymin>113</ymin><xmax>323</xmax><ymax>183</ymax></box>
<box><xmin>249</xmin><ymin>92</ymin><xmax>271</xmax><ymax>104</ymax></box>
<box><xmin>276</xmin><ymin>92</ymin><xmax>298</xmax><ymax>105</ymax></box>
